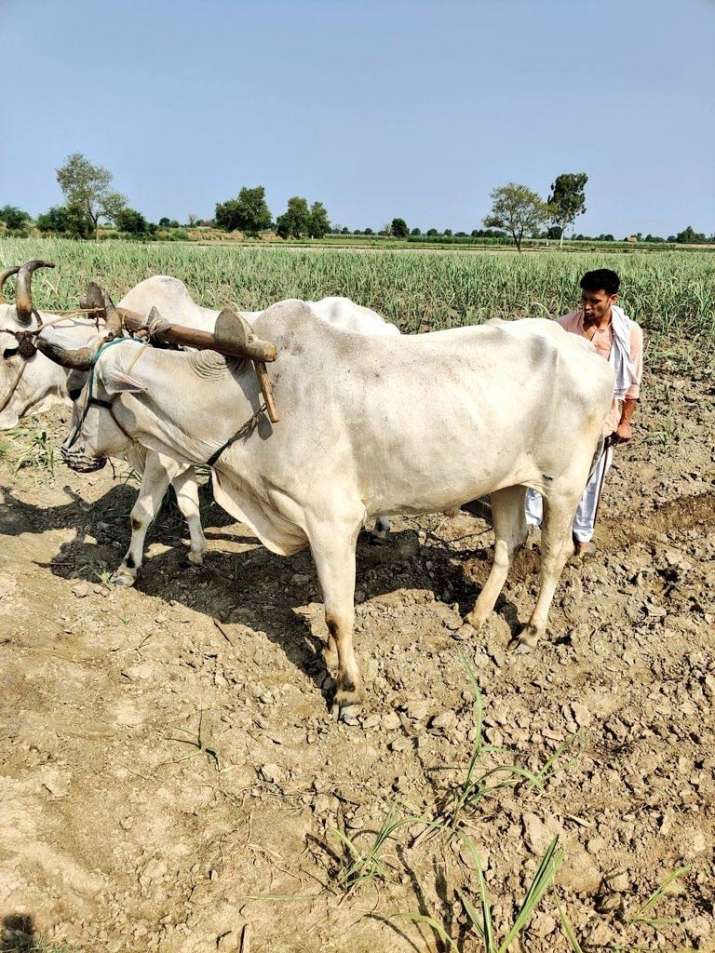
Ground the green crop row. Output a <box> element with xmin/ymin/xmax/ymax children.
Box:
<box><xmin>1</xmin><ymin>237</ymin><xmax>713</xmax><ymax>338</ymax></box>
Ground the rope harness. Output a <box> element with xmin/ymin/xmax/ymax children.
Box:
<box><xmin>0</xmin><ymin>358</ymin><xmax>27</xmax><ymax>416</ymax></box>
<box><xmin>64</xmin><ymin>336</ymin><xmax>269</xmax><ymax>469</ymax></box>
<box><xmin>64</xmin><ymin>338</ymin><xmax>142</xmax><ymax>452</ymax></box>
<box><xmin>1</xmin><ymin>306</ymin><xmax>106</xmax><ymax>416</ymax></box>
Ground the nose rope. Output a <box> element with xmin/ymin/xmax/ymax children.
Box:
<box><xmin>0</xmin><ymin>359</ymin><xmax>27</xmax><ymax>415</ymax></box>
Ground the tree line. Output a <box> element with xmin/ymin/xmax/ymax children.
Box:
<box><xmin>1</xmin><ymin>153</ymin><xmax>712</xmax><ymax>249</ymax></box>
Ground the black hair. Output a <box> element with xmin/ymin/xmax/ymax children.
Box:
<box><xmin>580</xmin><ymin>268</ymin><xmax>620</xmax><ymax>296</ymax></box>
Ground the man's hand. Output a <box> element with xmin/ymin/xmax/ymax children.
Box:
<box><xmin>614</xmin><ymin>397</ymin><xmax>637</xmax><ymax>444</ymax></box>
<box><xmin>613</xmin><ymin>420</ymin><xmax>633</xmax><ymax>443</ymax></box>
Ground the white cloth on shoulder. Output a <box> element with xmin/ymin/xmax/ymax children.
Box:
<box><xmin>610</xmin><ymin>305</ymin><xmax>639</xmax><ymax>400</ymax></box>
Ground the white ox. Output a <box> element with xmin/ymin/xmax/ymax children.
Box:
<box><xmin>49</xmin><ymin>301</ymin><xmax>614</xmax><ymax>722</ymax></box>
<box><xmin>0</xmin><ymin>269</ymin><xmax>397</xmax><ymax>581</ymax></box>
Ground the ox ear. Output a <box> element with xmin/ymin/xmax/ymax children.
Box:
<box><xmin>103</xmin><ymin>368</ymin><xmax>148</xmax><ymax>395</ymax></box>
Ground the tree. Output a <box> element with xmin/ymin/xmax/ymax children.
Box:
<box><xmin>411</xmin><ymin>227</ymin><xmax>421</xmax><ymax>236</ymax></box>
<box><xmin>56</xmin><ymin>153</ymin><xmax>126</xmax><ymax>241</ymax></box>
<box><xmin>36</xmin><ymin>205</ymin><xmax>93</xmax><ymax>239</ymax></box>
<box><xmin>115</xmin><ymin>207</ymin><xmax>149</xmax><ymax>236</ymax></box>
<box><xmin>215</xmin><ymin>186</ymin><xmax>272</xmax><ymax>236</ymax></box>
<box><xmin>444</xmin><ymin>228</ymin><xmax>452</xmax><ymax>236</ymax></box>
<box><xmin>158</xmin><ymin>216</ymin><xmax>180</xmax><ymax>228</ymax></box>
<box><xmin>276</xmin><ymin>196</ymin><xmax>311</xmax><ymax>239</ymax></box>
<box><xmin>675</xmin><ymin>225</ymin><xmax>705</xmax><ymax>244</ymax></box>
<box><xmin>427</xmin><ymin>228</ymin><xmax>438</xmax><ymax>236</ymax></box>
<box><xmin>0</xmin><ymin>205</ymin><xmax>31</xmax><ymax>231</ymax></box>
<box><xmin>391</xmin><ymin>217</ymin><xmax>409</xmax><ymax>238</ymax></box>
<box><xmin>483</xmin><ymin>182</ymin><xmax>549</xmax><ymax>252</ymax></box>
<box><xmin>547</xmin><ymin>172</ymin><xmax>588</xmax><ymax>247</ymax></box>
<box><xmin>308</xmin><ymin>201</ymin><xmax>331</xmax><ymax>238</ymax></box>
<box><xmin>364</xmin><ymin>227</ymin><xmax>374</xmax><ymax>235</ymax></box>
<box><xmin>548</xmin><ymin>172</ymin><xmax>588</xmax><ymax>245</ymax></box>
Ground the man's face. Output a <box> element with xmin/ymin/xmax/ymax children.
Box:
<box><xmin>581</xmin><ymin>288</ymin><xmax>618</xmax><ymax>324</ymax></box>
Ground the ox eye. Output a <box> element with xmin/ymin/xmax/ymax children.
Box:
<box><xmin>2</xmin><ymin>346</ymin><xmax>19</xmax><ymax>359</ymax></box>
<box><xmin>69</xmin><ymin>388</ymin><xmax>83</xmax><ymax>401</ymax></box>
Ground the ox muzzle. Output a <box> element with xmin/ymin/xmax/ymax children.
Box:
<box><xmin>60</xmin><ymin>444</ymin><xmax>108</xmax><ymax>473</ymax></box>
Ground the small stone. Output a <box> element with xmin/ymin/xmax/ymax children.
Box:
<box><xmin>571</xmin><ymin>702</ymin><xmax>592</xmax><ymax>726</ymax></box>
<box><xmin>72</xmin><ymin>582</ymin><xmax>91</xmax><ymax>598</ymax></box>
<box><xmin>457</xmin><ymin>840</ymin><xmax>488</xmax><ymax>871</ymax></box>
<box><xmin>589</xmin><ymin>921</ymin><xmax>616</xmax><ymax>945</ymax></box>
<box><xmin>382</xmin><ymin>712</ymin><xmax>401</xmax><ymax>731</ymax></box>
<box><xmin>686</xmin><ymin>915</ymin><xmax>711</xmax><ymax>941</ymax></box>
<box><xmin>558</xmin><ymin>852</ymin><xmax>601</xmax><ymax>895</ymax></box>
<box><xmin>608</xmin><ymin>872</ymin><xmax>630</xmax><ymax>892</ymax></box>
<box><xmin>430</xmin><ymin>711</ymin><xmax>457</xmax><ymax>733</ymax></box>
<box><xmin>529</xmin><ymin>912</ymin><xmax>557</xmax><ymax>938</ymax></box>
<box><xmin>587</xmin><ymin>836</ymin><xmax>608</xmax><ymax>855</ymax></box>
<box><xmin>405</xmin><ymin>699</ymin><xmax>430</xmax><ymax>722</ymax></box>
<box><xmin>454</xmin><ymin>623</ymin><xmax>476</xmax><ymax>642</ymax></box>
<box><xmin>362</xmin><ymin>714</ymin><xmax>381</xmax><ymax>730</ymax></box>
<box><xmin>392</xmin><ymin>775</ymin><xmax>410</xmax><ymax>793</ymax></box>
<box><xmin>313</xmin><ymin>793</ymin><xmax>339</xmax><ymax>815</ymax></box>
<box><xmin>522</xmin><ymin>813</ymin><xmax>562</xmax><ymax>854</ymax></box>
<box><xmin>389</xmin><ymin>738</ymin><xmax>410</xmax><ymax>752</ymax></box>
<box><xmin>259</xmin><ymin>763</ymin><xmax>283</xmax><ymax>784</ymax></box>
<box><xmin>687</xmin><ymin>830</ymin><xmax>707</xmax><ymax>855</ymax></box>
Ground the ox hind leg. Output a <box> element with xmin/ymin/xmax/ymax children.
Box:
<box><xmin>517</xmin><ymin>486</ymin><xmax>580</xmax><ymax>650</ymax></box>
<box><xmin>308</xmin><ymin>520</ymin><xmax>362</xmax><ymax>724</ymax></box>
<box><xmin>465</xmin><ymin>485</ymin><xmax>527</xmax><ymax>630</ymax></box>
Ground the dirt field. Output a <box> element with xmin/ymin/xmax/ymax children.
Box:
<box><xmin>0</xmin><ymin>351</ymin><xmax>713</xmax><ymax>953</ymax></box>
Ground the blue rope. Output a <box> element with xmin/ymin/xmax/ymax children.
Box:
<box><xmin>87</xmin><ymin>337</ymin><xmax>142</xmax><ymax>401</ymax></box>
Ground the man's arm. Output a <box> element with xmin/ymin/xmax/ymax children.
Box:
<box><xmin>614</xmin><ymin>397</ymin><xmax>637</xmax><ymax>443</ymax></box>
<box><xmin>615</xmin><ymin>323</ymin><xmax>643</xmax><ymax>443</ymax></box>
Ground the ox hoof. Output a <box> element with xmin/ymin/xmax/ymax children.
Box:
<box><xmin>319</xmin><ymin>672</ymin><xmax>336</xmax><ymax>693</ymax></box>
<box><xmin>110</xmin><ymin>568</ymin><xmax>137</xmax><ymax>587</ymax></box>
<box><xmin>514</xmin><ymin>624</ymin><xmax>540</xmax><ymax>653</ymax></box>
<box><xmin>331</xmin><ymin>702</ymin><xmax>361</xmax><ymax>726</ymax></box>
<box><xmin>187</xmin><ymin>550</ymin><xmax>204</xmax><ymax>566</ymax></box>
<box><xmin>463</xmin><ymin>610</ymin><xmax>486</xmax><ymax>632</ymax></box>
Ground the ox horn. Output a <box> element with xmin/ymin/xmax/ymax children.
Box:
<box><xmin>35</xmin><ymin>336</ymin><xmax>100</xmax><ymax>371</ymax></box>
<box><xmin>0</xmin><ymin>265</ymin><xmax>20</xmax><ymax>303</ymax></box>
<box><xmin>81</xmin><ymin>281</ymin><xmax>122</xmax><ymax>337</ymax></box>
<box><xmin>15</xmin><ymin>260</ymin><xmax>55</xmax><ymax>325</ymax></box>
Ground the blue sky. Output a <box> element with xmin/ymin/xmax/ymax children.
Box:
<box><xmin>2</xmin><ymin>0</ymin><xmax>713</xmax><ymax>236</ymax></box>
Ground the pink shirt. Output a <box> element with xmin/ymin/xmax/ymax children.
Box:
<box><xmin>558</xmin><ymin>310</ymin><xmax>643</xmax><ymax>435</ymax></box>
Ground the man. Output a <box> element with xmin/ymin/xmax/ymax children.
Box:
<box><xmin>525</xmin><ymin>268</ymin><xmax>643</xmax><ymax>555</ymax></box>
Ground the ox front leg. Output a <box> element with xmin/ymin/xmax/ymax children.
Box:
<box><xmin>465</xmin><ymin>485</ymin><xmax>527</xmax><ymax>630</ymax></box>
<box><xmin>171</xmin><ymin>469</ymin><xmax>207</xmax><ymax>565</ymax></box>
<box><xmin>309</xmin><ymin>524</ymin><xmax>362</xmax><ymax>725</ymax></box>
<box><xmin>518</xmin><ymin>493</ymin><xmax>576</xmax><ymax>650</ymax></box>
<box><xmin>111</xmin><ymin>457</ymin><xmax>172</xmax><ymax>586</ymax></box>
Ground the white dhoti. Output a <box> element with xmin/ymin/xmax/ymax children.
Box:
<box><xmin>525</xmin><ymin>444</ymin><xmax>614</xmax><ymax>543</ymax></box>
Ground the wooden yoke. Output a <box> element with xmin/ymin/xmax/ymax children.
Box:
<box><xmin>82</xmin><ymin>283</ymin><xmax>279</xmax><ymax>422</ymax></box>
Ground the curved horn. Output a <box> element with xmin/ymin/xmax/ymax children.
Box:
<box><xmin>81</xmin><ymin>281</ymin><xmax>122</xmax><ymax>337</ymax></box>
<box><xmin>15</xmin><ymin>260</ymin><xmax>55</xmax><ymax>325</ymax></box>
<box><xmin>35</xmin><ymin>336</ymin><xmax>100</xmax><ymax>371</ymax></box>
<box><xmin>0</xmin><ymin>265</ymin><xmax>20</xmax><ymax>303</ymax></box>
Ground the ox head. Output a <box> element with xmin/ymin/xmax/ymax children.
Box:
<box><xmin>0</xmin><ymin>260</ymin><xmax>60</xmax><ymax>427</ymax></box>
<box><xmin>34</xmin><ymin>292</ymin><xmax>140</xmax><ymax>472</ymax></box>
